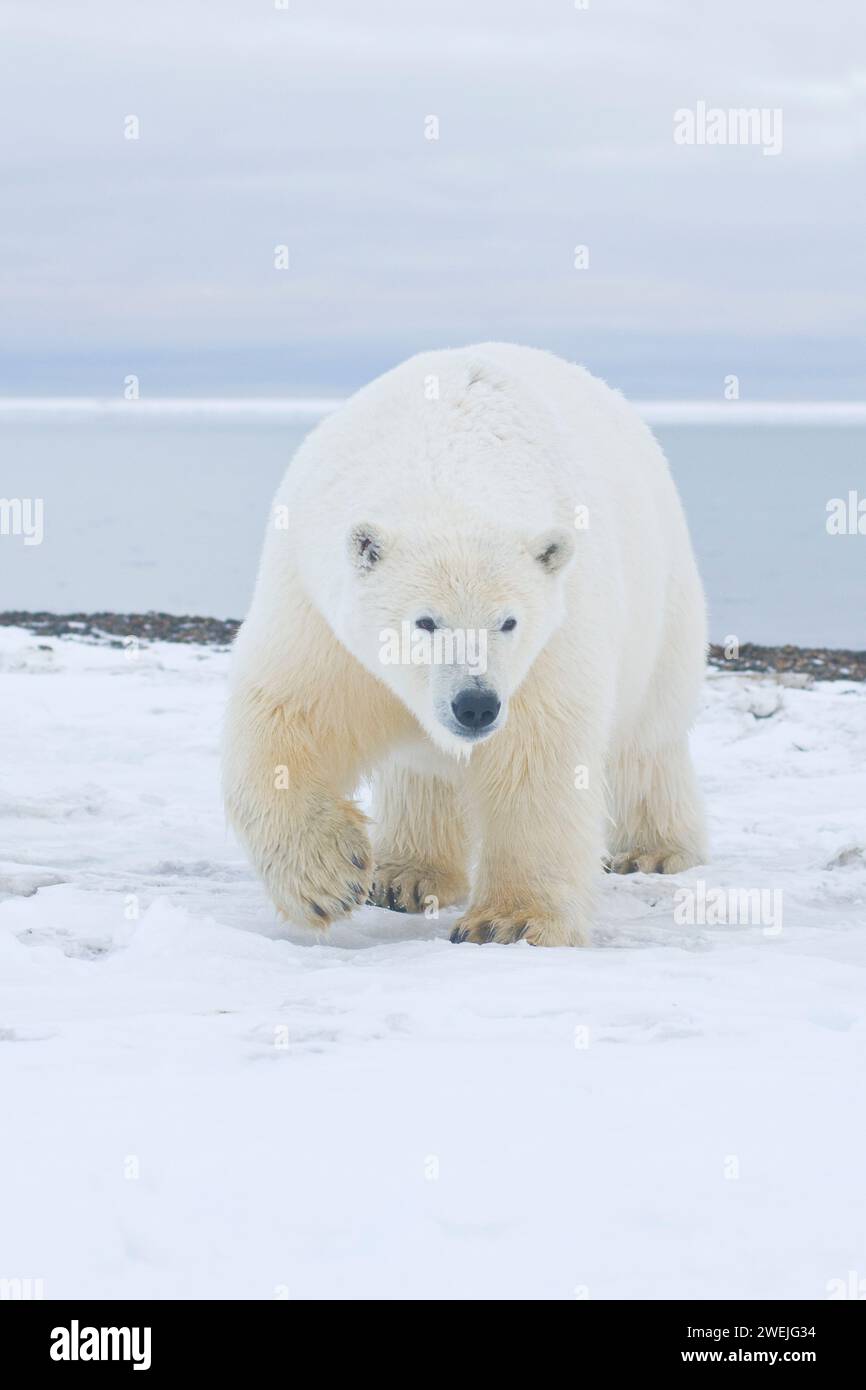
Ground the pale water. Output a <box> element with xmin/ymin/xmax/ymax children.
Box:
<box><xmin>1</xmin><ymin>409</ymin><xmax>864</xmax><ymax>647</ymax></box>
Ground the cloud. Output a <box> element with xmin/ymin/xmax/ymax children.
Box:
<box><xmin>1</xmin><ymin>0</ymin><xmax>864</xmax><ymax>392</ymax></box>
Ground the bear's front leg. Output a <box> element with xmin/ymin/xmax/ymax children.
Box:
<box><xmin>224</xmin><ymin>680</ymin><xmax>380</xmax><ymax>929</ymax></box>
<box><xmin>219</xmin><ymin>636</ymin><xmax>408</xmax><ymax>922</ymax></box>
<box><xmin>451</xmin><ymin>695</ymin><xmax>605</xmax><ymax>948</ymax></box>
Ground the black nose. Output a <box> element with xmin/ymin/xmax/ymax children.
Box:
<box><xmin>451</xmin><ymin>687</ymin><xmax>501</xmax><ymax>731</ymax></box>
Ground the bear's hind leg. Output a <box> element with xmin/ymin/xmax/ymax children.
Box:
<box><xmin>607</xmin><ymin>737</ymin><xmax>707</xmax><ymax>875</ymax></box>
<box><xmin>369</xmin><ymin>765</ymin><xmax>471</xmax><ymax>913</ymax></box>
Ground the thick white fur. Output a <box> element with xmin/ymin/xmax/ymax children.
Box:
<box><xmin>223</xmin><ymin>344</ymin><xmax>708</xmax><ymax>946</ymax></box>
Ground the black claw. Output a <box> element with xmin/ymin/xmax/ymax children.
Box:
<box><xmin>386</xmin><ymin>885</ymin><xmax>406</xmax><ymax>913</ymax></box>
<box><xmin>450</xmin><ymin>926</ymin><xmax>468</xmax><ymax>943</ymax></box>
<box><xmin>351</xmin><ymin>854</ymin><xmax>367</xmax><ymax>872</ymax></box>
<box><xmin>309</xmin><ymin>901</ymin><xmax>328</xmax><ymax>919</ymax></box>
<box><xmin>412</xmin><ymin>882</ymin><xmax>423</xmax><ymax>910</ymax></box>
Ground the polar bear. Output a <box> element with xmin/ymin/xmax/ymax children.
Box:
<box><xmin>223</xmin><ymin>344</ymin><xmax>707</xmax><ymax>946</ymax></box>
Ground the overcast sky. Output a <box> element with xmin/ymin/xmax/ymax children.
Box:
<box><xmin>2</xmin><ymin>0</ymin><xmax>864</xmax><ymax>396</ymax></box>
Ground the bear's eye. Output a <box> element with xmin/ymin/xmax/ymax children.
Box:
<box><xmin>501</xmin><ymin>618</ymin><xmax>517</xmax><ymax>632</ymax></box>
<box><xmin>415</xmin><ymin>617</ymin><xmax>437</xmax><ymax>633</ymax></box>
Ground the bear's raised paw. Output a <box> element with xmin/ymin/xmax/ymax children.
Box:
<box><xmin>271</xmin><ymin>800</ymin><xmax>372</xmax><ymax>928</ymax></box>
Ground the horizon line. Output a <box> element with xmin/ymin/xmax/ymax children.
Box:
<box><xmin>0</xmin><ymin>397</ymin><xmax>864</xmax><ymax>425</ymax></box>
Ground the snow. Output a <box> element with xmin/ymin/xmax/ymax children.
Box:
<box><xmin>1</xmin><ymin>625</ymin><xmax>864</xmax><ymax>1300</ymax></box>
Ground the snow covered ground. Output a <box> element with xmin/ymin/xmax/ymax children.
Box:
<box><xmin>1</xmin><ymin>624</ymin><xmax>864</xmax><ymax>1300</ymax></box>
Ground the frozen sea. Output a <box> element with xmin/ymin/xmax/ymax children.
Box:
<box><xmin>1</xmin><ymin>399</ymin><xmax>865</xmax><ymax>647</ymax></box>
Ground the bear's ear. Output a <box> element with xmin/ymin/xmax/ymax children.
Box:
<box><xmin>348</xmin><ymin>522</ymin><xmax>387</xmax><ymax>573</ymax></box>
<box><xmin>528</xmin><ymin>526</ymin><xmax>576</xmax><ymax>576</ymax></box>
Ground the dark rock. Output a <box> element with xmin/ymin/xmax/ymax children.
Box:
<box><xmin>1</xmin><ymin>613</ymin><xmax>863</xmax><ymax>683</ymax></box>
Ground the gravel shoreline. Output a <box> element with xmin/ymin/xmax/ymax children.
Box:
<box><xmin>2</xmin><ymin>610</ymin><xmax>865</xmax><ymax>683</ymax></box>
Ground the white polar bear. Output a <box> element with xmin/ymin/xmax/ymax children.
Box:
<box><xmin>223</xmin><ymin>344</ymin><xmax>707</xmax><ymax>947</ymax></box>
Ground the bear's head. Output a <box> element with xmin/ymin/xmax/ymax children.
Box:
<box><xmin>341</xmin><ymin>522</ymin><xmax>576</xmax><ymax>756</ymax></box>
